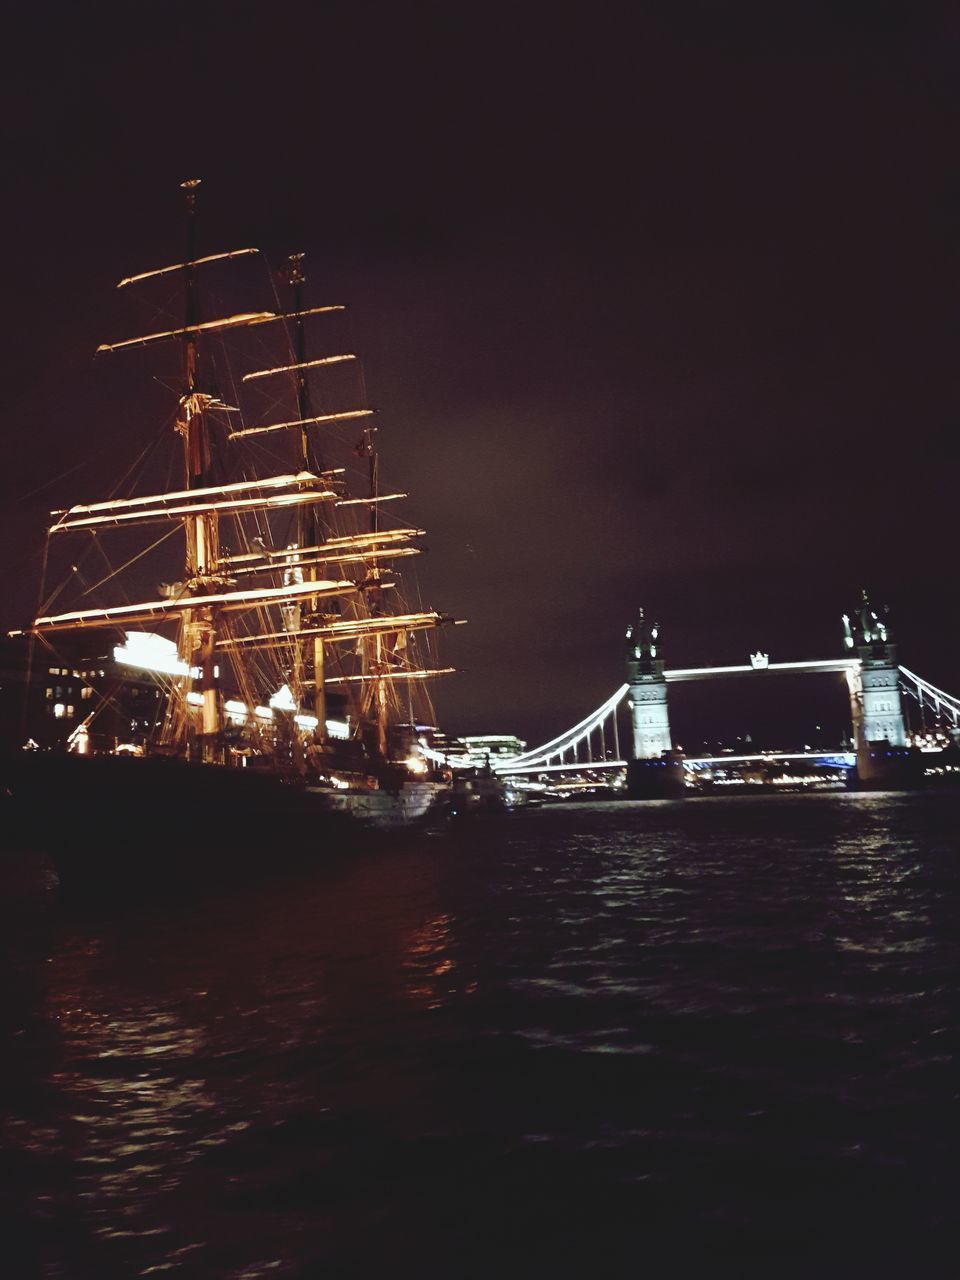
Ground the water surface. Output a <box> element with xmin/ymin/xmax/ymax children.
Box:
<box><xmin>1</xmin><ymin>792</ymin><xmax>956</xmax><ymax>1277</ymax></box>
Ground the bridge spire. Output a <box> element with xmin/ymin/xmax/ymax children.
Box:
<box><xmin>843</xmin><ymin>591</ymin><xmax>914</xmax><ymax>786</ymax></box>
<box><xmin>626</xmin><ymin>609</ymin><xmax>669</xmax><ymax>755</ymax></box>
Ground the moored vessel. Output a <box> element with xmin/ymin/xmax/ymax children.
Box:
<box><xmin>5</xmin><ymin>181</ymin><xmax>462</xmax><ymax>878</ymax></box>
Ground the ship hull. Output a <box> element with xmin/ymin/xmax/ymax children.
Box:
<box><xmin>308</xmin><ymin>779</ymin><xmax>448</xmax><ymax>827</ymax></box>
<box><xmin>1</xmin><ymin>753</ymin><xmax>442</xmax><ymax>892</ymax></box>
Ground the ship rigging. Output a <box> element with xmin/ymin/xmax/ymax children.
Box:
<box><xmin>11</xmin><ymin>179</ymin><xmax>460</xmax><ymax>785</ymax></box>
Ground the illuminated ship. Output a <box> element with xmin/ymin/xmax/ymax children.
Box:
<box><xmin>6</xmin><ymin>180</ymin><xmax>461</xmax><ymax>875</ymax></box>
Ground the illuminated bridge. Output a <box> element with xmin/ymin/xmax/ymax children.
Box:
<box><xmin>490</xmin><ymin>630</ymin><xmax>960</xmax><ymax>791</ymax></box>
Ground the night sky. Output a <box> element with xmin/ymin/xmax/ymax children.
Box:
<box><xmin>0</xmin><ymin>2</ymin><xmax>956</xmax><ymax>747</ymax></box>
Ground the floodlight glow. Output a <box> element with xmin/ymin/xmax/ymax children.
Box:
<box><xmin>113</xmin><ymin>631</ymin><xmax>190</xmax><ymax>677</ymax></box>
<box><xmin>217</xmin><ymin>699</ymin><xmax>349</xmax><ymax>739</ymax></box>
<box><xmin>269</xmin><ymin>684</ymin><xmax>298</xmax><ymax>712</ymax></box>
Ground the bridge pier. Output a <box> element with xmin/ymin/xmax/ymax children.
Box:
<box><xmin>844</xmin><ymin>594</ymin><xmax>921</xmax><ymax>789</ymax></box>
<box><xmin>625</xmin><ymin>610</ymin><xmax>685</xmax><ymax>798</ymax></box>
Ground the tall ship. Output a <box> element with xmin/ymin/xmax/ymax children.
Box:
<box><xmin>4</xmin><ymin>181</ymin><xmax>461</xmax><ymax>879</ymax></box>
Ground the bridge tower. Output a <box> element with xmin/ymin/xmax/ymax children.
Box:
<box><xmin>842</xmin><ymin>592</ymin><xmax>916</xmax><ymax>787</ymax></box>
<box><xmin>625</xmin><ymin>610</ymin><xmax>685</xmax><ymax>797</ymax></box>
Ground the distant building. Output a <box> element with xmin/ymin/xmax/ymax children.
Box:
<box><xmin>0</xmin><ymin>635</ymin><xmax>164</xmax><ymax>752</ymax></box>
<box><xmin>396</xmin><ymin>729</ymin><xmax>526</xmax><ymax>771</ymax></box>
<box><xmin>457</xmin><ymin>735</ymin><xmax>526</xmax><ymax>768</ymax></box>
<box><xmin>1</xmin><ymin>634</ymin><xmax>354</xmax><ymax>755</ymax></box>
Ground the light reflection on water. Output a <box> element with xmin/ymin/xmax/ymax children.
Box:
<box><xmin>0</xmin><ymin>791</ymin><xmax>957</xmax><ymax>1276</ymax></box>
<box><xmin>402</xmin><ymin>912</ymin><xmax>462</xmax><ymax>1009</ymax></box>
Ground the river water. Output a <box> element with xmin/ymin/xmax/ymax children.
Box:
<box><xmin>1</xmin><ymin>792</ymin><xmax>956</xmax><ymax>1278</ymax></box>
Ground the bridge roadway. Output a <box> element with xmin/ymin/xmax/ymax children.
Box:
<box><xmin>496</xmin><ymin>751</ymin><xmax>856</xmax><ymax>777</ymax></box>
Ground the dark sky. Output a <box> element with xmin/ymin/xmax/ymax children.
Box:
<box><xmin>0</xmin><ymin>1</ymin><xmax>956</xmax><ymax>747</ymax></box>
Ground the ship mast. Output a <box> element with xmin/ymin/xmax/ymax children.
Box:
<box><xmin>177</xmin><ymin>179</ymin><xmax>222</xmax><ymax>762</ymax></box>
<box><xmin>285</xmin><ymin>253</ymin><xmax>327</xmax><ymax>740</ymax></box>
<box><xmin>360</xmin><ymin>413</ymin><xmax>389</xmax><ymax>757</ymax></box>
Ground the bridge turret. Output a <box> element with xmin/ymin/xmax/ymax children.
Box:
<box><xmin>844</xmin><ymin>589</ymin><xmax>896</xmax><ymax>660</ymax></box>
<box><xmin>626</xmin><ymin>609</ymin><xmax>664</xmax><ymax>683</ymax></box>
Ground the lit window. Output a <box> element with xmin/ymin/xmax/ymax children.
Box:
<box><xmin>66</xmin><ymin>706</ymin><xmax>75</xmax><ymax>718</ymax></box>
<box><xmin>48</xmin><ymin>667</ymin><xmax>58</xmax><ymax>676</ymax></box>
<box><xmin>81</xmin><ymin>687</ymin><xmax>94</xmax><ymax>700</ymax></box>
<box><xmin>53</xmin><ymin>703</ymin><xmax>66</xmax><ymax>719</ymax></box>
<box><xmin>45</xmin><ymin>687</ymin><xmax>53</xmax><ymax>699</ymax></box>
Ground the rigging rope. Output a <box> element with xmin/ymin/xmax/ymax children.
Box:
<box><xmin>80</xmin><ymin>523</ymin><xmax>180</xmax><ymax>597</ymax></box>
